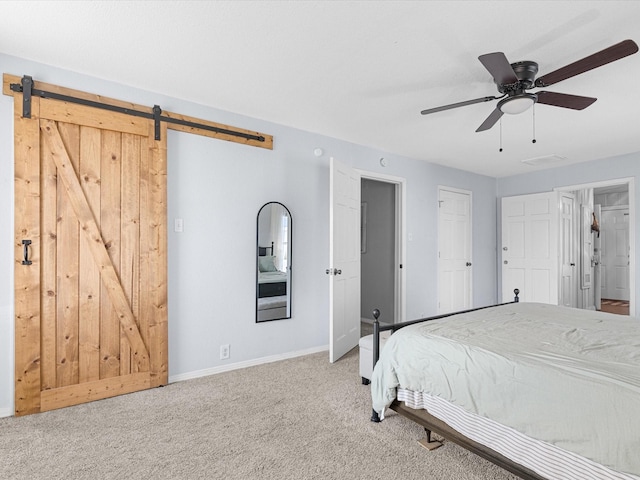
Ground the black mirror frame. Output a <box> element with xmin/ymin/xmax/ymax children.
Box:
<box><xmin>256</xmin><ymin>202</ymin><xmax>292</xmax><ymax>323</ymax></box>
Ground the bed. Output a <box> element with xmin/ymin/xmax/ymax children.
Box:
<box><xmin>369</xmin><ymin>293</ymin><xmax>640</xmax><ymax>480</ymax></box>
<box><xmin>257</xmin><ymin>243</ymin><xmax>289</xmax><ymax>321</ymax></box>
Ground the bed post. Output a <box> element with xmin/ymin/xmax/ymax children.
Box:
<box><xmin>514</xmin><ymin>288</ymin><xmax>520</xmax><ymax>302</ymax></box>
<box><xmin>371</xmin><ymin>309</ymin><xmax>381</xmax><ymax>366</ymax></box>
<box><xmin>370</xmin><ymin>308</ymin><xmax>381</xmax><ymax>423</ymax></box>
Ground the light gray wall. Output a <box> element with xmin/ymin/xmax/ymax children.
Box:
<box><xmin>0</xmin><ymin>53</ymin><xmax>498</xmax><ymax>415</ymax></box>
<box><xmin>496</xmin><ymin>153</ymin><xmax>640</xmax><ymax>312</ymax></box>
<box><xmin>361</xmin><ymin>179</ymin><xmax>395</xmax><ymax>323</ymax></box>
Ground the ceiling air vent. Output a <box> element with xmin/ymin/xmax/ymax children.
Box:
<box><xmin>521</xmin><ymin>154</ymin><xmax>568</xmax><ymax>166</ymax></box>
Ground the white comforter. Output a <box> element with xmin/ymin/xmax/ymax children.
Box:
<box><xmin>371</xmin><ymin>302</ymin><xmax>640</xmax><ymax>477</ymax></box>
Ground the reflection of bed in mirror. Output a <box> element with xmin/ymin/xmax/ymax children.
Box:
<box><xmin>257</xmin><ymin>242</ymin><xmax>288</xmax><ymax>321</ymax></box>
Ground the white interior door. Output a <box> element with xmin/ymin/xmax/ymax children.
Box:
<box><xmin>502</xmin><ymin>192</ymin><xmax>558</xmax><ymax>304</ymax></box>
<box><xmin>329</xmin><ymin>157</ymin><xmax>361</xmax><ymax>362</ymax></box>
<box><xmin>601</xmin><ymin>208</ymin><xmax>630</xmax><ymax>301</ymax></box>
<box><xmin>559</xmin><ymin>193</ymin><xmax>576</xmax><ymax>307</ymax></box>
<box><xmin>438</xmin><ymin>187</ymin><xmax>472</xmax><ymax>313</ymax></box>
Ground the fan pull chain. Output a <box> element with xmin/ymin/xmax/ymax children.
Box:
<box><xmin>532</xmin><ymin>104</ymin><xmax>537</xmax><ymax>144</ymax></box>
<box><xmin>499</xmin><ymin>118</ymin><xmax>503</xmax><ymax>152</ymax></box>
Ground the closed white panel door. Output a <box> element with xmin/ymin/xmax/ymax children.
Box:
<box><xmin>601</xmin><ymin>208</ymin><xmax>630</xmax><ymax>301</ymax></box>
<box><xmin>329</xmin><ymin>157</ymin><xmax>361</xmax><ymax>362</ymax></box>
<box><xmin>438</xmin><ymin>188</ymin><xmax>472</xmax><ymax>313</ymax></box>
<box><xmin>502</xmin><ymin>192</ymin><xmax>558</xmax><ymax>304</ymax></box>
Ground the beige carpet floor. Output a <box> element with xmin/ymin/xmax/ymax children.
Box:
<box><xmin>0</xmin><ymin>347</ymin><xmax>518</xmax><ymax>480</ymax></box>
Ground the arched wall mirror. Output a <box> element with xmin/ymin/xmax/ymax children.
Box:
<box><xmin>256</xmin><ymin>202</ymin><xmax>292</xmax><ymax>322</ymax></box>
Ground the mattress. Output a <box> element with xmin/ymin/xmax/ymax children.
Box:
<box><xmin>371</xmin><ymin>302</ymin><xmax>640</xmax><ymax>478</ymax></box>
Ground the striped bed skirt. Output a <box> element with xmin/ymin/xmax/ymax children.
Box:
<box><xmin>397</xmin><ymin>389</ymin><xmax>640</xmax><ymax>480</ymax></box>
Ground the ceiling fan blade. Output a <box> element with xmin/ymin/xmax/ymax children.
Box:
<box><xmin>421</xmin><ymin>96</ymin><xmax>499</xmax><ymax>115</ymax></box>
<box><xmin>535</xmin><ymin>39</ymin><xmax>639</xmax><ymax>87</ymax></box>
<box><xmin>475</xmin><ymin>108</ymin><xmax>504</xmax><ymax>132</ymax></box>
<box><xmin>536</xmin><ymin>91</ymin><xmax>597</xmax><ymax>110</ymax></box>
<box><xmin>478</xmin><ymin>52</ymin><xmax>519</xmax><ymax>85</ymax></box>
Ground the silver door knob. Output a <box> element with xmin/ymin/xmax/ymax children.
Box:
<box><xmin>504</xmin><ymin>260</ymin><xmax>508</xmax><ymax>264</ymax></box>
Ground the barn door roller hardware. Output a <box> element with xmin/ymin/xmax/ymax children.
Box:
<box><xmin>10</xmin><ymin>75</ymin><xmax>266</xmax><ymax>143</ymax></box>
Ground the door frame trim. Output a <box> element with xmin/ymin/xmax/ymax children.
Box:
<box><xmin>554</xmin><ymin>177</ymin><xmax>635</xmax><ymax>316</ymax></box>
<box><xmin>356</xmin><ymin>169</ymin><xmax>406</xmax><ymax>324</ymax></box>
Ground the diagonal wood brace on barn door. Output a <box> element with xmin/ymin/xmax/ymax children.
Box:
<box><xmin>7</xmin><ymin>74</ymin><xmax>273</xmax><ymax>148</ymax></box>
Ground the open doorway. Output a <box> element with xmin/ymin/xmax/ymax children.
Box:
<box><xmin>595</xmin><ymin>184</ymin><xmax>631</xmax><ymax>315</ymax></box>
<box><xmin>358</xmin><ymin>173</ymin><xmax>405</xmax><ymax>337</ymax></box>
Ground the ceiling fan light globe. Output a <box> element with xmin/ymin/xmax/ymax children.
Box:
<box><xmin>498</xmin><ymin>94</ymin><xmax>537</xmax><ymax>115</ymax></box>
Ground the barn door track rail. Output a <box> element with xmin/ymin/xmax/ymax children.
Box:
<box><xmin>5</xmin><ymin>74</ymin><xmax>273</xmax><ymax>149</ymax></box>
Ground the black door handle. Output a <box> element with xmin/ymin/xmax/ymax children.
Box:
<box><xmin>22</xmin><ymin>239</ymin><xmax>32</xmax><ymax>265</ymax></box>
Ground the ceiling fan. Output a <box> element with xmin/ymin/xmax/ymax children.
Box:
<box><xmin>420</xmin><ymin>39</ymin><xmax>639</xmax><ymax>132</ymax></box>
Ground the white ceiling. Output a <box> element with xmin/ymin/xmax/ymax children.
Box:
<box><xmin>1</xmin><ymin>1</ymin><xmax>639</xmax><ymax>178</ymax></box>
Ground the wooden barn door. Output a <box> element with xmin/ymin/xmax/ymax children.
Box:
<box><xmin>13</xmin><ymin>86</ymin><xmax>167</xmax><ymax>415</ymax></box>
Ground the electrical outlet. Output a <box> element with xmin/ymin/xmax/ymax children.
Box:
<box><xmin>220</xmin><ymin>344</ymin><xmax>230</xmax><ymax>360</ymax></box>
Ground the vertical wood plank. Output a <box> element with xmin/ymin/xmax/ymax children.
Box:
<box><xmin>120</xmin><ymin>133</ymin><xmax>141</xmax><ymax>375</ymax></box>
<box><xmin>78</xmin><ymin>126</ymin><xmax>102</xmax><ymax>382</ymax></box>
<box><xmin>14</xmin><ymin>95</ymin><xmax>42</xmax><ymax>415</ymax></box>
<box><xmin>138</xmin><ymin>133</ymin><xmax>151</xmax><ymax>376</ymax></box>
<box><xmin>100</xmin><ymin>130</ymin><xmax>122</xmax><ymax>379</ymax></box>
<box><xmin>40</xmin><ymin>112</ymin><xmax>58</xmax><ymax>392</ymax></box>
<box><xmin>148</xmin><ymin>122</ymin><xmax>168</xmax><ymax>387</ymax></box>
<box><xmin>56</xmin><ymin>122</ymin><xmax>80</xmax><ymax>387</ymax></box>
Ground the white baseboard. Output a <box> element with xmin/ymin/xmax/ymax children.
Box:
<box><xmin>0</xmin><ymin>407</ymin><xmax>12</xmax><ymax>418</ymax></box>
<box><xmin>168</xmin><ymin>344</ymin><xmax>329</xmax><ymax>384</ymax></box>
